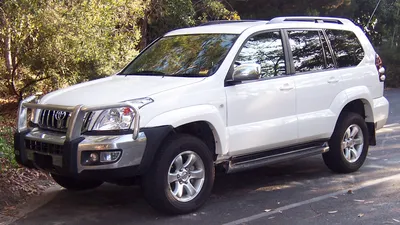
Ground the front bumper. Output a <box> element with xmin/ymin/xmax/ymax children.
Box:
<box><xmin>14</xmin><ymin>95</ymin><xmax>174</xmax><ymax>180</ymax></box>
<box><xmin>373</xmin><ymin>96</ymin><xmax>389</xmax><ymax>130</ymax></box>
<box><xmin>14</xmin><ymin>125</ymin><xmax>174</xmax><ymax>180</ymax></box>
<box><xmin>14</xmin><ymin>129</ymin><xmax>146</xmax><ymax>179</ymax></box>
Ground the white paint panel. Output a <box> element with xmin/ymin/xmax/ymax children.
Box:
<box><xmin>225</xmin><ymin>76</ymin><xmax>298</xmax><ymax>156</ymax></box>
<box><xmin>294</xmin><ymin>69</ymin><xmax>344</xmax><ymax>142</ymax></box>
<box><xmin>373</xmin><ymin>97</ymin><xmax>389</xmax><ymax>130</ymax></box>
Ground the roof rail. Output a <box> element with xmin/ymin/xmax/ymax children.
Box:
<box><xmin>268</xmin><ymin>16</ymin><xmax>354</xmax><ymax>25</ymax></box>
<box><xmin>199</xmin><ymin>20</ymin><xmax>268</xmax><ymax>26</ymax></box>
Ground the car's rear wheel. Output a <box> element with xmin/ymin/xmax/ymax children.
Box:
<box><xmin>141</xmin><ymin>134</ymin><xmax>215</xmax><ymax>214</ymax></box>
<box><xmin>323</xmin><ymin>112</ymin><xmax>369</xmax><ymax>173</ymax></box>
<box><xmin>51</xmin><ymin>174</ymin><xmax>103</xmax><ymax>191</ymax></box>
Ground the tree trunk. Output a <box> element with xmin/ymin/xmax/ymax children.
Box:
<box><xmin>1</xmin><ymin>14</ymin><xmax>12</xmax><ymax>76</ymax></box>
<box><xmin>1</xmin><ymin>12</ymin><xmax>20</xmax><ymax>99</ymax></box>
<box><xmin>138</xmin><ymin>9</ymin><xmax>149</xmax><ymax>51</ymax></box>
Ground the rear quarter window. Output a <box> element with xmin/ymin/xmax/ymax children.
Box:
<box><xmin>326</xmin><ymin>30</ymin><xmax>365</xmax><ymax>68</ymax></box>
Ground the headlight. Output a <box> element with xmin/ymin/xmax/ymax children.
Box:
<box><xmin>92</xmin><ymin>97</ymin><xmax>153</xmax><ymax>131</ymax></box>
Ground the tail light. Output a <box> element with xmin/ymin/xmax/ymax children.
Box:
<box><xmin>375</xmin><ymin>53</ymin><xmax>386</xmax><ymax>82</ymax></box>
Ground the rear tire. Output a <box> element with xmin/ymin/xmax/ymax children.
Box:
<box><xmin>141</xmin><ymin>134</ymin><xmax>215</xmax><ymax>214</ymax></box>
<box><xmin>323</xmin><ymin>112</ymin><xmax>369</xmax><ymax>173</ymax></box>
<box><xmin>51</xmin><ymin>174</ymin><xmax>103</xmax><ymax>191</ymax></box>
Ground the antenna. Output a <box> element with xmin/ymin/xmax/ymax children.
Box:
<box><xmin>366</xmin><ymin>0</ymin><xmax>383</xmax><ymax>28</ymax></box>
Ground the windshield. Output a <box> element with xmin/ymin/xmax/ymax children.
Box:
<box><xmin>119</xmin><ymin>34</ymin><xmax>238</xmax><ymax>77</ymax></box>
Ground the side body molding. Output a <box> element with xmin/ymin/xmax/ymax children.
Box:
<box><xmin>145</xmin><ymin>105</ymin><xmax>228</xmax><ymax>155</ymax></box>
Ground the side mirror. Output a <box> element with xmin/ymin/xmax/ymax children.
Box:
<box><xmin>232</xmin><ymin>63</ymin><xmax>261</xmax><ymax>81</ymax></box>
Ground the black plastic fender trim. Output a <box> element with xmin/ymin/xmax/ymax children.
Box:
<box><xmin>137</xmin><ymin>125</ymin><xmax>174</xmax><ymax>174</ymax></box>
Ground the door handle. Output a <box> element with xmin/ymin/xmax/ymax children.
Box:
<box><xmin>327</xmin><ymin>77</ymin><xmax>339</xmax><ymax>84</ymax></box>
<box><xmin>279</xmin><ymin>83</ymin><xmax>294</xmax><ymax>91</ymax></box>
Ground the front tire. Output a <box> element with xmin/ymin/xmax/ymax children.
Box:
<box><xmin>141</xmin><ymin>134</ymin><xmax>215</xmax><ymax>214</ymax></box>
<box><xmin>51</xmin><ymin>174</ymin><xmax>104</xmax><ymax>191</ymax></box>
<box><xmin>323</xmin><ymin>112</ymin><xmax>369</xmax><ymax>173</ymax></box>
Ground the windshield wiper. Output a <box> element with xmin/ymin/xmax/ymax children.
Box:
<box><xmin>132</xmin><ymin>70</ymin><xmax>165</xmax><ymax>75</ymax></box>
<box><xmin>120</xmin><ymin>71</ymin><xmax>205</xmax><ymax>77</ymax></box>
<box><xmin>170</xmin><ymin>73</ymin><xmax>206</xmax><ymax>77</ymax></box>
<box><xmin>120</xmin><ymin>70</ymin><xmax>166</xmax><ymax>76</ymax></box>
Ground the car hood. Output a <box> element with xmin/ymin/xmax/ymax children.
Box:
<box><xmin>39</xmin><ymin>75</ymin><xmax>205</xmax><ymax>106</ymax></box>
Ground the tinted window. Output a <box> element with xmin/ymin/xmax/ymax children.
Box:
<box><xmin>326</xmin><ymin>30</ymin><xmax>364</xmax><ymax>68</ymax></box>
<box><xmin>320</xmin><ymin>31</ymin><xmax>335</xmax><ymax>69</ymax></box>
<box><xmin>120</xmin><ymin>34</ymin><xmax>238</xmax><ymax>77</ymax></box>
<box><xmin>288</xmin><ymin>30</ymin><xmax>325</xmax><ymax>73</ymax></box>
<box><xmin>236</xmin><ymin>31</ymin><xmax>286</xmax><ymax>78</ymax></box>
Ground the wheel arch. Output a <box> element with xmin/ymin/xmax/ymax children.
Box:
<box><xmin>340</xmin><ymin>99</ymin><xmax>373</xmax><ymax>122</ymax></box>
<box><xmin>331</xmin><ymin>87</ymin><xmax>376</xmax><ymax>145</ymax></box>
<box><xmin>144</xmin><ymin>105</ymin><xmax>227</xmax><ymax>156</ymax></box>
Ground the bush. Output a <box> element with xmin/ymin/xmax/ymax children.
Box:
<box><xmin>377</xmin><ymin>47</ymin><xmax>400</xmax><ymax>88</ymax></box>
<box><xmin>0</xmin><ymin>117</ymin><xmax>17</xmax><ymax>170</ymax></box>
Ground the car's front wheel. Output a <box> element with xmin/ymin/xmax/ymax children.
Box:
<box><xmin>141</xmin><ymin>134</ymin><xmax>215</xmax><ymax>214</ymax></box>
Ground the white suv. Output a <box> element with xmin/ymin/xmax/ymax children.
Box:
<box><xmin>14</xmin><ymin>16</ymin><xmax>389</xmax><ymax>214</ymax></box>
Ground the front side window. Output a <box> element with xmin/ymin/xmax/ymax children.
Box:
<box><xmin>119</xmin><ymin>34</ymin><xmax>238</xmax><ymax>77</ymax></box>
<box><xmin>288</xmin><ymin>30</ymin><xmax>325</xmax><ymax>73</ymax></box>
<box><xmin>326</xmin><ymin>30</ymin><xmax>364</xmax><ymax>68</ymax></box>
<box><xmin>236</xmin><ymin>31</ymin><xmax>286</xmax><ymax>78</ymax></box>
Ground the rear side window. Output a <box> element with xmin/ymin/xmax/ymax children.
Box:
<box><xmin>326</xmin><ymin>30</ymin><xmax>365</xmax><ymax>68</ymax></box>
<box><xmin>288</xmin><ymin>30</ymin><xmax>325</xmax><ymax>73</ymax></box>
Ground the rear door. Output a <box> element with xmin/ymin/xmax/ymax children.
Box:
<box><xmin>285</xmin><ymin>29</ymin><xmax>344</xmax><ymax>143</ymax></box>
<box><xmin>225</xmin><ymin>30</ymin><xmax>298</xmax><ymax>156</ymax></box>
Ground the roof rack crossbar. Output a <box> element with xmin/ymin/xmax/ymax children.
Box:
<box><xmin>268</xmin><ymin>16</ymin><xmax>354</xmax><ymax>26</ymax></box>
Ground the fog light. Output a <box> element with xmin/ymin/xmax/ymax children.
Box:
<box><xmin>89</xmin><ymin>153</ymin><xmax>99</xmax><ymax>163</ymax></box>
<box><xmin>100</xmin><ymin>151</ymin><xmax>121</xmax><ymax>163</ymax></box>
<box><xmin>14</xmin><ymin>150</ymin><xmax>20</xmax><ymax>156</ymax></box>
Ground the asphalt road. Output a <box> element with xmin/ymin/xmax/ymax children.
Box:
<box><xmin>7</xmin><ymin>88</ymin><xmax>400</xmax><ymax>225</ymax></box>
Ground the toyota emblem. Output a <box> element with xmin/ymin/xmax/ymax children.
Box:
<box><xmin>54</xmin><ymin>111</ymin><xmax>67</xmax><ymax>121</ymax></box>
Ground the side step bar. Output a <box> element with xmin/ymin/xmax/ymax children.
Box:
<box><xmin>225</xmin><ymin>145</ymin><xmax>329</xmax><ymax>174</ymax></box>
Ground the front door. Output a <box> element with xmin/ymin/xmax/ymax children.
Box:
<box><xmin>225</xmin><ymin>30</ymin><xmax>298</xmax><ymax>156</ymax></box>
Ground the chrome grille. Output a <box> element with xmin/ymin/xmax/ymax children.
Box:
<box><xmin>38</xmin><ymin>110</ymin><xmax>93</xmax><ymax>132</ymax></box>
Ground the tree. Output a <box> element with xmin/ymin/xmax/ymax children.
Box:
<box><xmin>224</xmin><ymin>0</ymin><xmax>353</xmax><ymax>19</ymax></box>
<box><xmin>0</xmin><ymin>0</ymin><xmax>145</xmax><ymax>100</ymax></box>
<box><xmin>0</xmin><ymin>0</ymin><xmax>43</xmax><ymax>99</ymax></box>
<box><xmin>138</xmin><ymin>0</ymin><xmax>240</xmax><ymax>50</ymax></box>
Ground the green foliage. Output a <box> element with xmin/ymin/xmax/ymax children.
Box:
<box><xmin>141</xmin><ymin>0</ymin><xmax>240</xmax><ymax>49</ymax></box>
<box><xmin>0</xmin><ymin>0</ymin><xmax>145</xmax><ymax>100</ymax></box>
<box><xmin>1</xmin><ymin>0</ymin><xmax>399</xmax><ymax>93</ymax></box>
<box><xmin>379</xmin><ymin>47</ymin><xmax>400</xmax><ymax>88</ymax></box>
<box><xmin>0</xmin><ymin>0</ymin><xmax>239</xmax><ymax>99</ymax></box>
<box><xmin>225</xmin><ymin>0</ymin><xmax>352</xmax><ymax>19</ymax></box>
<box><xmin>0</xmin><ymin>117</ymin><xmax>17</xmax><ymax>170</ymax></box>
